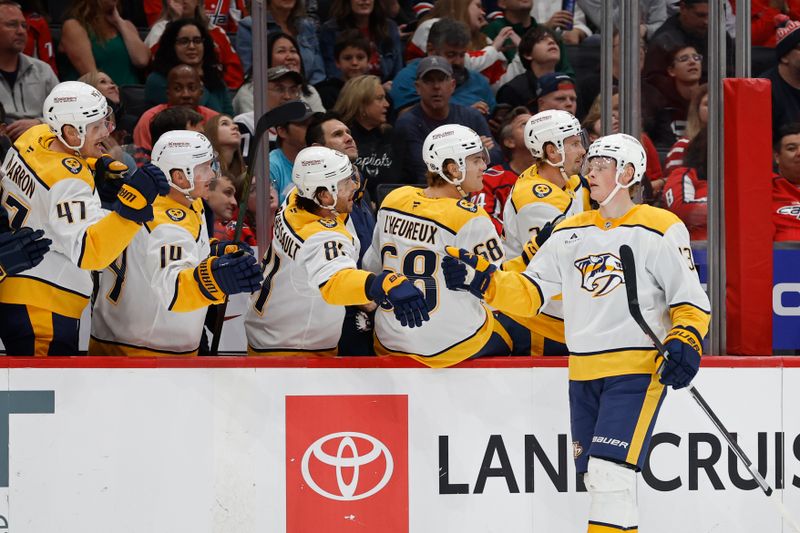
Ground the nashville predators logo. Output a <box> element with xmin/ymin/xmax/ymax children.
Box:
<box><xmin>574</xmin><ymin>252</ymin><xmax>625</xmax><ymax>297</ymax></box>
<box><xmin>533</xmin><ymin>184</ymin><xmax>551</xmax><ymax>198</ymax></box>
<box><xmin>166</xmin><ymin>208</ymin><xmax>186</xmax><ymax>221</ymax></box>
<box><xmin>573</xmin><ymin>441</ymin><xmax>584</xmax><ymax>458</ymax></box>
<box><xmin>62</xmin><ymin>157</ymin><xmax>82</xmax><ymax>174</ymax></box>
<box><xmin>318</xmin><ymin>218</ymin><xmax>337</xmax><ymax>228</ymax></box>
<box><xmin>456</xmin><ymin>199</ymin><xmax>477</xmax><ymax>213</ymax></box>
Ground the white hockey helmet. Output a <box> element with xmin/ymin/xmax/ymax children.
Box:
<box><xmin>585</xmin><ymin>133</ymin><xmax>647</xmax><ymax>206</ymax></box>
<box><xmin>524</xmin><ymin>109</ymin><xmax>582</xmax><ymax>166</ymax></box>
<box><xmin>151</xmin><ymin>130</ymin><xmax>217</xmax><ymax>196</ymax></box>
<box><xmin>292</xmin><ymin>146</ymin><xmax>355</xmax><ymax>207</ymax></box>
<box><xmin>43</xmin><ymin>81</ymin><xmax>110</xmax><ymax>151</ymax></box>
<box><xmin>422</xmin><ymin>124</ymin><xmax>487</xmax><ymax>187</ymax></box>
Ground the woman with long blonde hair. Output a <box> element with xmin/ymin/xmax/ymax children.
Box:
<box><xmin>333</xmin><ymin>75</ymin><xmax>401</xmax><ymax>200</ymax></box>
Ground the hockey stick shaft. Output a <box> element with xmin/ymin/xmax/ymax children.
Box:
<box><xmin>618</xmin><ymin>244</ymin><xmax>773</xmax><ymax>497</ymax></box>
<box><xmin>209</xmin><ymin>111</ymin><xmax>273</xmax><ymax>355</ymax></box>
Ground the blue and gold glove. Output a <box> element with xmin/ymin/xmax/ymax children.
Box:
<box><xmin>442</xmin><ymin>246</ymin><xmax>497</xmax><ymax>299</ymax></box>
<box><xmin>113</xmin><ymin>163</ymin><xmax>170</xmax><ymax>223</ymax></box>
<box><xmin>194</xmin><ymin>251</ymin><xmax>262</xmax><ymax>299</ymax></box>
<box><xmin>660</xmin><ymin>328</ymin><xmax>702</xmax><ymax>389</ymax></box>
<box><xmin>368</xmin><ymin>271</ymin><xmax>430</xmax><ymax>328</ymax></box>
<box><xmin>209</xmin><ymin>238</ymin><xmax>254</xmax><ymax>257</ymax></box>
<box><xmin>88</xmin><ymin>155</ymin><xmax>128</xmax><ymax>206</ymax></box>
<box><xmin>0</xmin><ymin>227</ymin><xmax>51</xmax><ymax>281</ymax></box>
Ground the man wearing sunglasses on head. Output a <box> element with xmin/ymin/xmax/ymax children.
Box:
<box><xmin>0</xmin><ymin>81</ymin><xmax>170</xmax><ymax>355</ymax></box>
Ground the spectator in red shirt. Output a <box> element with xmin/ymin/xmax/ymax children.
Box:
<box><xmin>663</xmin><ymin>83</ymin><xmax>708</xmax><ymax>175</ymax></box>
<box><xmin>662</xmin><ymin>126</ymin><xmax>708</xmax><ymax>240</ymax></box>
<box><xmin>750</xmin><ymin>2</ymin><xmax>800</xmax><ymax>47</ymax></box>
<box><xmin>20</xmin><ymin>2</ymin><xmax>56</xmax><ymax>75</ymax></box>
<box><xmin>135</xmin><ymin>64</ymin><xmax>219</xmax><ymax>151</ymax></box>
<box><xmin>469</xmin><ymin>105</ymin><xmax>531</xmax><ymax>234</ymax></box>
<box><xmin>773</xmin><ymin>122</ymin><xmax>800</xmax><ymax>240</ymax></box>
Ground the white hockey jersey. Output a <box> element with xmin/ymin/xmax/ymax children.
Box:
<box><xmin>362</xmin><ymin>186</ymin><xmax>505</xmax><ymax>367</ymax></box>
<box><xmin>0</xmin><ymin>125</ymin><xmax>140</xmax><ymax>318</ymax></box>
<box><xmin>487</xmin><ymin>204</ymin><xmax>711</xmax><ymax>380</ymax></box>
<box><xmin>503</xmin><ymin>164</ymin><xmax>591</xmax><ymax>258</ymax></box>
<box><xmin>90</xmin><ymin>196</ymin><xmax>217</xmax><ymax>355</ymax></box>
<box><xmin>245</xmin><ymin>190</ymin><xmax>371</xmax><ymax>355</ymax></box>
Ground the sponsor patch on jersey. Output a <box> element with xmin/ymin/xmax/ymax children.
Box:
<box><xmin>574</xmin><ymin>252</ymin><xmax>625</xmax><ymax>297</ymax></box>
<box><xmin>533</xmin><ymin>183</ymin><xmax>552</xmax><ymax>198</ymax></box>
<box><xmin>456</xmin><ymin>199</ymin><xmax>477</xmax><ymax>213</ymax></box>
<box><xmin>318</xmin><ymin>217</ymin><xmax>337</xmax><ymax>228</ymax></box>
<box><xmin>166</xmin><ymin>208</ymin><xmax>186</xmax><ymax>222</ymax></box>
<box><xmin>62</xmin><ymin>157</ymin><xmax>82</xmax><ymax>174</ymax></box>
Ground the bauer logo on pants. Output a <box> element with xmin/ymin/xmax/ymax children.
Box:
<box><xmin>285</xmin><ymin>395</ymin><xmax>408</xmax><ymax>532</ymax></box>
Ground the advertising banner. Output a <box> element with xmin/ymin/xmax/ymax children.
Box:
<box><xmin>0</xmin><ymin>363</ymin><xmax>796</xmax><ymax>532</ymax></box>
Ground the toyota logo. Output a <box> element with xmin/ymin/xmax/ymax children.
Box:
<box><xmin>300</xmin><ymin>432</ymin><xmax>394</xmax><ymax>501</ymax></box>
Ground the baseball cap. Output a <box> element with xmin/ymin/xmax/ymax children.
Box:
<box><xmin>536</xmin><ymin>72</ymin><xmax>576</xmax><ymax>98</ymax></box>
<box><xmin>417</xmin><ymin>56</ymin><xmax>453</xmax><ymax>79</ymax></box>
<box><xmin>776</xmin><ymin>15</ymin><xmax>800</xmax><ymax>60</ymax></box>
<box><xmin>267</xmin><ymin>65</ymin><xmax>304</xmax><ymax>84</ymax></box>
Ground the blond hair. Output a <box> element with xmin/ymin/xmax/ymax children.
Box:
<box><xmin>333</xmin><ymin>75</ymin><xmax>382</xmax><ymax>126</ymax></box>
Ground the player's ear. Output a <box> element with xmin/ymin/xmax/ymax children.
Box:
<box><xmin>61</xmin><ymin>124</ymin><xmax>80</xmax><ymax>146</ymax></box>
<box><xmin>622</xmin><ymin>163</ymin><xmax>636</xmax><ymax>185</ymax></box>
<box><xmin>170</xmin><ymin>169</ymin><xmax>189</xmax><ymax>189</ymax></box>
<box><xmin>444</xmin><ymin>160</ymin><xmax>460</xmax><ymax>179</ymax></box>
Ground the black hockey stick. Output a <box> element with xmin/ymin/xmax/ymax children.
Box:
<box><xmin>618</xmin><ymin>244</ymin><xmax>775</xmax><ymax>496</ymax></box>
<box><xmin>209</xmin><ymin>101</ymin><xmax>310</xmax><ymax>355</ymax></box>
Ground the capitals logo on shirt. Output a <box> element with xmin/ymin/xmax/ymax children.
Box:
<box><xmin>777</xmin><ymin>204</ymin><xmax>800</xmax><ymax>219</ymax></box>
<box><xmin>574</xmin><ymin>252</ymin><xmax>625</xmax><ymax>297</ymax></box>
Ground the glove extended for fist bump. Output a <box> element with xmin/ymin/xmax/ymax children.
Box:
<box><xmin>209</xmin><ymin>239</ymin><xmax>254</xmax><ymax>257</ymax></box>
<box><xmin>0</xmin><ymin>228</ymin><xmax>51</xmax><ymax>281</ymax></box>
<box><xmin>660</xmin><ymin>328</ymin><xmax>702</xmax><ymax>389</ymax></box>
<box><xmin>194</xmin><ymin>251</ymin><xmax>263</xmax><ymax>298</ymax></box>
<box><xmin>113</xmin><ymin>163</ymin><xmax>170</xmax><ymax>224</ymax></box>
<box><xmin>441</xmin><ymin>246</ymin><xmax>497</xmax><ymax>299</ymax></box>
<box><xmin>367</xmin><ymin>271</ymin><xmax>430</xmax><ymax>328</ymax></box>
<box><xmin>88</xmin><ymin>155</ymin><xmax>128</xmax><ymax>206</ymax></box>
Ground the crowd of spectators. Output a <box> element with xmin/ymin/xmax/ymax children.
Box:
<box><xmin>2</xmin><ymin>0</ymin><xmax>800</xmax><ymax>249</ymax></box>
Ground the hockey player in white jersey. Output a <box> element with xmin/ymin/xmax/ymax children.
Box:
<box><xmin>363</xmin><ymin>124</ymin><xmax>524</xmax><ymax>367</ymax></box>
<box><xmin>499</xmin><ymin>109</ymin><xmax>590</xmax><ymax>355</ymax></box>
<box><xmin>0</xmin><ymin>81</ymin><xmax>170</xmax><ymax>355</ymax></box>
<box><xmin>245</xmin><ymin>146</ymin><xmax>429</xmax><ymax>356</ymax></box>
<box><xmin>503</xmin><ymin>109</ymin><xmax>590</xmax><ymax>258</ymax></box>
<box><xmin>90</xmin><ymin>131</ymin><xmax>262</xmax><ymax>355</ymax></box>
<box><xmin>443</xmin><ymin>133</ymin><xmax>710</xmax><ymax>533</ymax></box>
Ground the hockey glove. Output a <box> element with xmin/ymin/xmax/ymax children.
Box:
<box><xmin>660</xmin><ymin>329</ymin><xmax>702</xmax><ymax>389</ymax></box>
<box><xmin>368</xmin><ymin>271</ymin><xmax>430</xmax><ymax>328</ymax></box>
<box><xmin>520</xmin><ymin>215</ymin><xmax>565</xmax><ymax>265</ymax></box>
<box><xmin>113</xmin><ymin>163</ymin><xmax>170</xmax><ymax>224</ymax></box>
<box><xmin>209</xmin><ymin>239</ymin><xmax>254</xmax><ymax>257</ymax></box>
<box><xmin>194</xmin><ymin>251</ymin><xmax>262</xmax><ymax>299</ymax></box>
<box><xmin>88</xmin><ymin>155</ymin><xmax>128</xmax><ymax>206</ymax></box>
<box><xmin>442</xmin><ymin>246</ymin><xmax>497</xmax><ymax>299</ymax></box>
<box><xmin>0</xmin><ymin>227</ymin><xmax>51</xmax><ymax>281</ymax></box>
